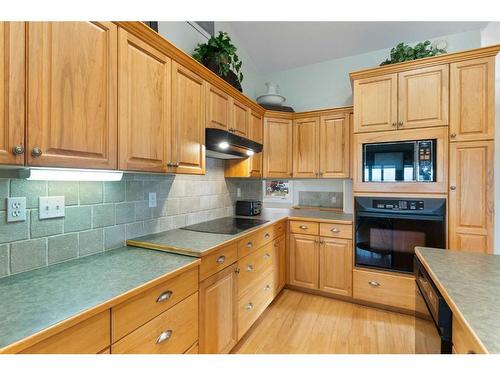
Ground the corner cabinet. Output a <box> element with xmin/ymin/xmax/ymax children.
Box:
<box><xmin>263</xmin><ymin>116</ymin><xmax>293</xmax><ymax>178</ymax></box>
<box><xmin>171</xmin><ymin>61</ymin><xmax>206</xmax><ymax>174</ymax></box>
<box><xmin>0</xmin><ymin>22</ymin><xmax>25</xmax><ymax>165</ymax></box>
<box><xmin>118</xmin><ymin>29</ymin><xmax>171</xmax><ymax>172</ymax></box>
<box><xmin>27</xmin><ymin>22</ymin><xmax>118</xmax><ymax>169</ymax></box>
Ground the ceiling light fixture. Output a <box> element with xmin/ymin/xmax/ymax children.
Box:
<box><xmin>27</xmin><ymin>168</ymin><xmax>123</xmax><ymax>182</ymax></box>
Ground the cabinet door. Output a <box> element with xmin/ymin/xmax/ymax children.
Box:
<box><xmin>319</xmin><ymin>113</ymin><xmax>350</xmax><ymax>178</ymax></box>
<box><xmin>0</xmin><ymin>22</ymin><xmax>25</xmax><ymax>165</ymax></box>
<box><xmin>248</xmin><ymin>111</ymin><xmax>263</xmax><ymax>177</ymax></box>
<box><xmin>289</xmin><ymin>233</ymin><xmax>319</xmax><ymax>290</ymax></box>
<box><xmin>450</xmin><ymin>57</ymin><xmax>495</xmax><ymax>142</ymax></box>
<box><xmin>293</xmin><ymin>117</ymin><xmax>319</xmax><ymax>178</ymax></box>
<box><xmin>199</xmin><ymin>264</ymin><xmax>238</xmax><ymax>354</ymax></box>
<box><xmin>319</xmin><ymin>238</ymin><xmax>352</xmax><ymax>297</ymax></box>
<box><xmin>118</xmin><ymin>30</ymin><xmax>171</xmax><ymax>172</ymax></box>
<box><xmin>398</xmin><ymin>64</ymin><xmax>449</xmax><ymax>130</ymax></box>
<box><xmin>353</xmin><ymin>73</ymin><xmax>397</xmax><ymax>133</ymax></box>
<box><xmin>171</xmin><ymin>61</ymin><xmax>205</xmax><ymax>174</ymax></box>
<box><xmin>27</xmin><ymin>22</ymin><xmax>117</xmax><ymax>169</ymax></box>
<box><xmin>231</xmin><ymin>99</ymin><xmax>249</xmax><ymax>137</ymax></box>
<box><xmin>206</xmin><ymin>84</ymin><xmax>230</xmax><ymax>131</ymax></box>
<box><xmin>449</xmin><ymin>141</ymin><xmax>494</xmax><ymax>253</ymax></box>
<box><xmin>263</xmin><ymin>117</ymin><xmax>293</xmax><ymax>178</ymax></box>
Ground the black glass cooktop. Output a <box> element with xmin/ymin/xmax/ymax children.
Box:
<box><xmin>181</xmin><ymin>217</ymin><xmax>269</xmax><ymax>235</ymax></box>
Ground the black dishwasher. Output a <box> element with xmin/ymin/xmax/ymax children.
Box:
<box><xmin>414</xmin><ymin>257</ymin><xmax>452</xmax><ymax>354</ymax></box>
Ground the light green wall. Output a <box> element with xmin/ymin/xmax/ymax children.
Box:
<box><xmin>260</xmin><ymin>30</ymin><xmax>483</xmax><ymax>112</ymax></box>
<box><xmin>158</xmin><ymin>22</ymin><xmax>263</xmax><ymax>99</ymax></box>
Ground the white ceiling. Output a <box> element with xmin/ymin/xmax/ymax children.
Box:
<box><xmin>226</xmin><ymin>22</ymin><xmax>488</xmax><ymax>73</ymax></box>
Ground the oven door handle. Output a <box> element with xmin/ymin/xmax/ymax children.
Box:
<box><xmin>356</xmin><ymin>212</ymin><xmax>444</xmax><ymax>221</ymax></box>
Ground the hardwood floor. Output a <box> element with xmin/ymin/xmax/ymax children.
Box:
<box><xmin>232</xmin><ymin>289</ymin><xmax>415</xmax><ymax>354</ymax></box>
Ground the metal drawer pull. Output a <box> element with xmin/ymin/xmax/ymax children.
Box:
<box><xmin>368</xmin><ymin>281</ymin><xmax>380</xmax><ymax>287</ymax></box>
<box><xmin>246</xmin><ymin>242</ymin><xmax>253</xmax><ymax>248</ymax></box>
<box><xmin>216</xmin><ymin>255</ymin><xmax>226</xmax><ymax>264</ymax></box>
<box><xmin>264</xmin><ymin>284</ymin><xmax>271</xmax><ymax>291</ymax></box>
<box><xmin>330</xmin><ymin>228</ymin><xmax>340</xmax><ymax>233</ymax></box>
<box><xmin>264</xmin><ymin>253</ymin><xmax>271</xmax><ymax>259</ymax></box>
<box><xmin>156</xmin><ymin>290</ymin><xmax>173</xmax><ymax>303</ymax></box>
<box><xmin>299</xmin><ymin>225</ymin><xmax>308</xmax><ymax>230</ymax></box>
<box><xmin>246</xmin><ymin>264</ymin><xmax>254</xmax><ymax>272</ymax></box>
<box><xmin>156</xmin><ymin>330</ymin><xmax>172</xmax><ymax>344</ymax></box>
<box><xmin>245</xmin><ymin>302</ymin><xmax>254</xmax><ymax>310</ymax></box>
<box><xmin>264</xmin><ymin>233</ymin><xmax>270</xmax><ymax>238</ymax></box>
<box><xmin>450</xmin><ymin>186</ymin><xmax>456</xmax><ymax>191</ymax></box>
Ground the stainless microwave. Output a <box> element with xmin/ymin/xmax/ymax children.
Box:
<box><xmin>362</xmin><ymin>140</ymin><xmax>436</xmax><ymax>182</ymax></box>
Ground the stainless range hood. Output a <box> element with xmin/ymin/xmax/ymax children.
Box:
<box><xmin>205</xmin><ymin>128</ymin><xmax>263</xmax><ymax>159</ymax></box>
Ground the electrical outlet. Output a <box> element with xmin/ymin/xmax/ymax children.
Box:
<box><xmin>331</xmin><ymin>196</ymin><xmax>337</xmax><ymax>204</ymax></box>
<box><xmin>6</xmin><ymin>197</ymin><xmax>27</xmax><ymax>222</ymax></box>
<box><xmin>236</xmin><ymin>187</ymin><xmax>241</xmax><ymax>198</ymax></box>
<box><xmin>149</xmin><ymin>192</ymin><xmax>157</xmax><ymax>208</ymax></box>
<box><xmin>39</xmin><ymin>196</ymin><xmax>65</xmax><ymax>219</ymax></box>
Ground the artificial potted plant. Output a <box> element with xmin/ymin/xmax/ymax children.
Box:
<box><xmin>193</xmin><ymin>31</ymin><xmax>244</xmax><ymax>92</ymax></box>
<box><xmin>380</xmin><ymin>40</ymin><xmax>447</xmax><ymax>66</ymax></box>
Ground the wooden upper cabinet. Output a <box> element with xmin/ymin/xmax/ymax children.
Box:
<box><xmin>398</xmin><ymin>64</ymin><xmax>449</xmax><ymax>130</ymax></box>
<box><xmin>0</xmin><ymin>22</ymin><xmax>25</xmax><ymax>165</ymax></box>
<box><xmin>450</xmin><ymin>57</ymin><xmax>495</xmax><ymax>141</ymax></box>
<box><xmin>248</xmin><ymin>111</ymin><xmax>263</xmax><ymax>176</ymax></box>
<box><xmin>289</xmin><ymin>233</ymin><xmax>319</xmax><ymax>290</ymax></box>
<box><xmin>263</xmin><ymin>117</ymin><xmax>293</xmax><ymax>178</ymax></box>
<box><xmin>171</xmin><ymin>61</ymin><xmax>206</xmax><ymax>174</ymax></box>
<box><xmin>118</xmin><ymin>29</ymin><xmax>171</xmax><ymax>172</ymax></box>
<box><xmin>353</xmin><ymin>73</ymin><xmax>397</xmax><ymax>133</ymax></box>
<box><xmin>293</xmin><ymin>117</ymin><xmax>319</xmax><ymax>178</ymax></box>
<box><xmin>199</xmin><ymin>264</ymin><xmax>238</xmax><ymax>354</ymax></box>
<box><xmin>206</xmin><ymin>84</ymin><xmax>230</xmax><ymax>131</ymax></box>
<box><xmin>319</xmin><ymin>113</ymin><xmax>350</xmax><ymax>178</ymax></box>
<box><xmin>27</xmin><ymin>22</ymin><xmax>118</xmax><ymax>169</ymax></box>
<box><xmin>319</xmin><ymin>238</ymin><xmax>352</xmax><ymax>297</ymax></box>
<box><xmin>449</xmin><ymin>141</ymin><xmax>494</xmax><ymax>254</ymax></box>
<box><xmin>231</xmin><ymin>99</ymin><xmax>249</xmax><ymax>137</ymax></box>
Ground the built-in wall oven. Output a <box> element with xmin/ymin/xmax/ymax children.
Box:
<box><xmin>354</xmin><ymin>197</ymin><xmax>446</xmax><ymax>274</ymax></box>
<box><xmin>414</xmin><ymin>256</ymin><xmax>452</xmax><ymax>354</ymax></box>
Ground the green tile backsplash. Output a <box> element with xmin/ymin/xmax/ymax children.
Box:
<box><xmin>0</xmin><ymin>158</ymin><xmax>256</xmax><ymax>278</ymax></box>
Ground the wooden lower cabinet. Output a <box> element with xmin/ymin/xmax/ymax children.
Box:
<box><xmin>112</xmin><ymin>292</ymin><xmax>198</xmax><ymax>354</ymax></box>
<box><xmin>452</xmin><ymin>316</ymin><xmax>487</xmax><ymax>354</ymax></box>
<box><xmin>319</xmin><ymin>238</ymin><xmax>352</xmax><ymax>297</ymax></box>
<box><xmin>21</xmin><ymin>311</ymin><xmax>110</xmax><ymax>354</ymax></box>
<box><xmin>184</xmin><ymin>341</ymin><xmax>199</xmax><ymax>354</ymax></box>
<box><xmin>289</xmin><ymin>233</ymin><xmax>319</xmax><ymax>290</ymax></box>
<box><xmin>449</xmin><ymin>141</ymin><xmax>494</xmax><ymax>253</ymax></box>
<box><xmin>274</xmin><ymin>234</ymin><xmax>286</xmax><ymax>294</ymax></box>
<box><xmin>198</xmin><ymin>264</ymin><xmax>238</xmax><ymax>354</ymax></box>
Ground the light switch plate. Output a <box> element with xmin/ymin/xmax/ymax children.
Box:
<box><xmin>148</xmin><ymin>192</ymin><xmax>157</xmax><ymax>208</ymax></box>
<box><xmin>6</xmin><ymin>197</ymin><xmax>27</xmax><ymax>222</ymax></box>
<box><xmin>39</xmin><ymin>196</ymin><xmax>65</xmax><ymax>219</ymax></box>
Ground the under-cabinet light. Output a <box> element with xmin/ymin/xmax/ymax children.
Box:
<box><xmin>27</xmin><ymin>168</ymin><xmax>123</xmax><ymax>182</ymax></box>
<box><xmin>218</xmin><ymin>142</ymin><xmax>230</xmax><ymax>149</ymax></box>
<box><xmin>246</xmin><ymin>149</ymin><xmax>255</xmax><ymax>156</ymax></box>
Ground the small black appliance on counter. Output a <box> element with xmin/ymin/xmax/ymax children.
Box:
<box><xmin>236</xmin><ymin>200</ymin><xmax>262</xmax><ymax>216</ymax></box>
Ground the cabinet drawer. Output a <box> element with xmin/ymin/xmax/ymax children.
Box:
<box><xmin>237</xmin><ymin>221</ymin><xmax>285</xmax><ymax>258</ymax></box>
<box><xmin>452</xmin><ymin>316</ymin><xmax>486</xmax><ymax>354</ymax></box>
<box><xmin>237</xmin><ymin>241</ymin><xmax>275</xmax><ymax>296</ymax></box>
<box><xmin>353</xmin><ymin>269</ymin><xmax>415</xmax><ymax>311</ymax></box>
<box><xmin>290</xmin><ymin>220</ymin><xmax>319</xmax><ymax>235</ymax></box>
<box><xmin>112</xmin><ymin>292</ymin><xmax>198</xmax><ymax>354</ymax></box>
<box><xmin>238</xmin><ymin>271</ymin><xmax>275</xmax><ymax>340</ymax></box>
<box><xmin>319</xmin><ymin>222</ymin><xmax>352</xmax><ymax>239</ymax></box>
<box><xmin>200</xmin><ymin>243</ymin><xmax>237</xmax><ymax>281</ymax></box>
<box><xmin>21</xmin><ymin>310</ymin><xmax>110</xmax><ymax>354</ymax></box>
<box><xmin>112</xmin><ymin>267</ymin><xmax>198</xmax><ymax>342</ymax></box>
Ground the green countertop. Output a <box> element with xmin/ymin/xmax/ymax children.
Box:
<box><xmin>128</xmin><ymin>208</ymin><xmax>353</xmax><ymax>257</ymax></box>
<box><xmin>0</xmin><ymin>246</ymin><xmax>198</xmax><ymax>351</ymax></box>
<box><xmin>416</xmin><ymin>247</ymin><xmax>500</xmax><ymax>353</ymax></box>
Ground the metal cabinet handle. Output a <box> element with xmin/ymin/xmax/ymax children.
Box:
<box><xmin>450</xmin><ymin>133</ymin><xmax>457</xmax><ymax>139</ymax></box>
<box><xmin>246</xmin><ymin>264</ymin><xmax>254</xmax><ymax>272</ymax></box>
<box><xmin>450</xmin><ymin>186</ymin><xmax>456</xmax><ymax>191</ymax></box>
<box><xmin>289</xmin><ymin>172</ymin><xmax>293</xmax><ymax>177</ymax></box>
<box><xmin>264</xmin><ymin>233</ymin><xmax>270</xmax><ymax>239</ymax></box>
<box><xmin>156</xmin><ymin>329</ymin><xmax>172</xmax><ymax>344</ymax></box>
<box><xmin>398</xmin><ymin>121</ymin><xmax>404</xmax><ymax>127</ymax></box>
<box><xmin>156</xmin><ymin>290</ymin><xmax>173</xmax><ymax>303</ymax></box>
<box><xmin>246</xmin><ymin>241</ymin><xmax>253</xmax><ymax>248</ymax></box>
<box><xmin>330</xmin><ymin>228</ymin><xmax>340</xmax><ymax>233</ymax></box>
<box><xmin>263</xmin><ymin>253</ymin><xmax>271</xmax><ymax>259</ymax></box>
<box><xmin>391</xmin><ymin>122</ymin><xmax>397</xmax><ymax>127</ymax></box>
<box><xmin>245</xmin><ymin>302</ymin><xmax>254</xmax><ymax>310</ymax></box>
<box><xmin>235</xmin><ymin>267</ymin><xmax>240</xmax><ymax>274</ymax></box>
<box><xmin>12</xmin><ymin>145</ymin><xmax>25</xmax><ymax>155</ymax></box>
<box><xmin>299</xmin><ymin>225</ymin><xmax>308</xmax><ymax>230</ymax></box>
<box><xmin>368</xmin><ymin>281</ymin><xmax>381</xmax><ymax>287</ymax></box>
<box><xmin>264</xmin><ymin>284</ymin><xmax>271</xmax><ymax>291</ymax></box>
<box><xmin>216</xmin><ymin>255</ymin><xmax>226</xmax><ymax>264</ymax></box>
<box><xmin>319</xmin><ymin>172</ymin><xmax>324</xmax><ymax>176</ymax></box>
<box><xmin>31</xmin><ymin>147</ymin><xmax>42</xmax><ymax>157</ymax></box>
<box><xmin>314</xmin><ymin>240</ymin><xmax>319</xmax><ymax>244</ymax></box>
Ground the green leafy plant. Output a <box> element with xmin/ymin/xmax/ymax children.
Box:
<box><xmin>193</xmin><ymin>31</ymin><xmax>243</xmax><ymax>83</ymax></box>
<box><xmin>380</xmin><ymin>40</ymin><xmax>447</xmax><ymax>66</ymax></box>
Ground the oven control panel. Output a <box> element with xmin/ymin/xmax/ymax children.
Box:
<box><xmin>372</xmin><ymin>199</ymin><xmax>424</xmax><ymax>210</ymax></box>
